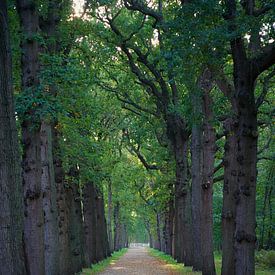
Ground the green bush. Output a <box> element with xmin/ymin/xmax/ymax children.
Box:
<box><xmin>256</xmin><ymin>250</ymin><xmax>275</xmax><ymax>268</ymax></box>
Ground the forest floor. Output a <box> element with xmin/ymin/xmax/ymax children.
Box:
<box><xmin>98</xmin><ymin>247</ymin><xmax>182</xmax><ymax>274</ymax></box>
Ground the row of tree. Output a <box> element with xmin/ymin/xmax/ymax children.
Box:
<box><xmin>0</xmin><ymin>1</ymin><xmax>128</xmax><ymax>274</ymax></box>
<box><xmin>0</xmin><ymin>0</ymin><xmax>274</xmax><ymax>275</ymax></box>
<box><xmin>82</xmin><ymin>1</ymin><xmax>274</xmax><ymax>274</ymax></box>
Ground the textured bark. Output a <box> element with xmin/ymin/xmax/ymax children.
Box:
<box><xmin>234</xmin><ymin>87</ymin><xmax>257</xmax><ymax>275</ymax></box>
<box><xmin>40</xmin><ymin>121</ymin><xmax>59</xmax><ymax>275</ymax></box>
<box><xmin>83</xmin><ymin>183</ymin><xmax>97</xmax><ymax>265</ymax></box>
<box><xmin>221</xmin><ymin>118</ymin><xmax>238</xmax><ymax>275</ymax></box>
<box><xmin>0</xmin><ymin>2</ymin><xmax>26</xmax><ymax>273</ymax></box>
<box><xmin>95</xmin><ymin>188</ymin><xmax>110</xmax><ymax>261</ymax></box>
<box><xmin>107</xmin><ymin>180</ymin><xmax>114</xmax><ymax>252</ymax></box>
<box><xmin>201</xmin><ymin>87</ymin><xmax>216</xmax><ymax>275</ymax></box>
<box><xmin>114</xmin><ymin>202</ymin><xmax>126</xmax><ymax>251</ymax></box>
<box><xmin>156</xmin><ymin>213</ymin><xmax>162</xmax><ymax>251</ymax></box>
<box><xmin>67</xmin><ymin>180</ymin><xmax>85</xmax><ymax>273</ymax></box>
<box><xmin>16</xmin><ymin>1</ymin><xmax>45</xmax><ymax>274</ymax></box>
<box><xmin>53</xmin><ymin>127</ymin><xmax>71</xmax><ymax>274</ymax></box>
<box><xmin>191</xmin><ymin>121</ymin><xmax>203</xmax><ymax>271</ymax></box>
<box><xmin>164</xmin><ymin>198</ymin><xmax>174</xmax><ymax>255</ymax></box>
<box><xmin>169</xmin><ymin>120</ymin><xmax>192</xmax><ymax>265</ymax></box>
<box><xmin>145</xmin><ymin>221</ymin><xmax>153</xmax><ymax>248</ymax></box>
<box><xmin>39</xmin><ymin>3</ymin><xmax>61</xmax><ymax>273</ymax></box>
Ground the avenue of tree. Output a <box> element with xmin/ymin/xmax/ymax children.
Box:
<box><xmin>0</xmin><ymin>0</ymin><xmax>274</xmax><ymax>275</ymax></box>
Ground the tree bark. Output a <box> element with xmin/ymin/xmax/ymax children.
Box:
<box><xmin>201</xmin><ymin>86</ymin><xmax>216</xmax><ymax>275</ymax></box>
<box><xmin>165</xmin><ymin>197</ymin><xmax>174</xmax><ymax>255</ymax></box>
<box><xmin>114</xmin><ymin>202</ymin><xmax>124</xmax><ymax>251</ymax></box>
<box><xmin>53</xmin><ymin>126</ymin><xmax>71</xmax><ymax>274</ymax></box>
<box><xmin>107</xmin><ymin>180</ymin><xmax>114</xmax><ymax>252</ymax></box>
<box><xmin>191</xmin><ymin>113</ymin><xmax>203</xmax><ymax>271</ymax></box>
<box><xmin>95</xmin><ymin>187</ymin><xmax>110</xmax><ymax>261</ymax></box>
<box><xmin>83</xmin><ymin>182</ymin><xmax>97</xmax><ymax>265</ymax></box>
<box><xmin>221</xmin><ymin>117</ymin><xmax>238</xmax><ymax>275</ymax></box>
<box><xmin>40</xmin><ymin>121</ymin><xmax>59</xmax><ymax>275</ymax></box>
<box><xmin>67</xmin><ymin>179</ymin><xmax>85</xmax><ymax>273</ymax></box>
<box><xmin>167</xmin><ymin>115</ymin><xmax>193</xmax><ymax>265</ymax></box>
<box><xmin>0</xmin><ymin>2</ymin><xmax>26</xmax><ymax>273</ymax></box>
<box><xmin>16</xmin><ymin>1</ymin><xmax>45</xmax><ymax>273</ymax></box>
<box><xmin>234</xmin><ymin>89</ymin><xmax>257</xmax><ymax>275</ymax></box>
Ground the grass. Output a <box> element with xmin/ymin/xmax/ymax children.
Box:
<box><xmin>148</xmin><ymin>248</ymin><xmax>200</xmax><ymax>274</ymax></box>
<box><xmin>149</xmin><ymin>249</ymin><xmax>275</xmax><ymax>275</ymax></box>
<box><xmin>80</xmin><ymin>248</ymin><xmax>128</xmax><ymax>275</ymax></box>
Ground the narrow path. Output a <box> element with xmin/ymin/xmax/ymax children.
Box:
<box><xmin>99</xmin><ymin>247</ymin><xmax>180</xmax><ymax>274</ymax></box>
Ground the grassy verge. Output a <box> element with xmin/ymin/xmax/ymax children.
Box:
<box><xmin>80</xmin><ymin>248</ymin><xmax>128</xmax><ymax>275</ymax></box>
<box><xmin>148</xmin><ymin>248</ymin><xmax>200</xmax><ymax>274</ymax></box>
<box><xmin>149</xmin><ymin>249</ymin><xmax>275</xmax><ymax>275</ymax></box>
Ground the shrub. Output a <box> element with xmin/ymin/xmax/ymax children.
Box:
<box><xmin>255</xmin><ymin>250</ymin><xmax>275</xmax><ymax>268</ymax></box>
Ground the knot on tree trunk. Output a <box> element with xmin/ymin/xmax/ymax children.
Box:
<box><xmin>240</xmin><ymin>184</ymin><xmax>251</xmax><ymax>196</ymax></box>
<box><xmin>222</xmin><ymin>210</ymin><xmax>234</xmax><ymax>219</ymax></box>
<box><xmin>25</xmin><ymin>188</ymin><xmax>41</xmax><ymax>200</ymax></box>
<box><xmin>235</xmin><ymin>230</ymin><xmax>256</xmax><ymax>243</ymax></box>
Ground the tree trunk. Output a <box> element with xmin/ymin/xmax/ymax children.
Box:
<box><xmin>0</xmin><ymin>2</ymin><xmax>26</xmax><ymax>273</ymax></box>
<box><xmin>53</xmin><ymin>126</ymin><xmax>71</xmax><ymax>274</ymax></box>
<box><xmin>191</xmin><ymin>122</ymin><xmax>203</xmax><ymax>271</ymax></box>
<box><xmin>221</xmin><ymin>117</ymin><xmax>238</xmax><ymax>275</ymax></box>
<box><xmin>95</xmin><ymin>187</ymin><xmax>110</xmax><ymax>261</ymax></box>
<box><xmin>156</xmin><ymin>213</ymin><xmax>162</xmax><ymax>251</ymax></box>
<box><xmin>267</xmin><ymin>186</ymin><xmax>273</xmax><ymax>249</ymax></box>
<box><xmin>174</xmin><ymin>137</ymin><xmax>193</xmax><ymax>265</ymax></box>
<box><xmin>67</xmin><ymin>179</ymin><xmax>85</xmax><ymax>273</ymax></box>
<box><xmin>145</xmin><ymin>220</ymin><xmax>153</xmax><ymax>248</ymax></box>
<box><xmin>201</xmin><ymin>87</ymin><xmax>216</xmax><ymax>275</ymax></box>
<box><xmin>83</xmin><ymin>183</ymin><xmax>97</xmax><ymax>265</ymax></box>
<box><xmin>107</xmin><ymin>180</ymin><xmax>114</xmax><ymax>252</ymax></box>
<box><xmin>114</xmin><ymin>202</ymin><xmax>123</xmax><ymax>251</ymax></box>
<box><xmin>165</xmin><ymin>198</ymin><xmax>174</xmax><ymax>255</ymax></box>
<box><xmin>16</xmin><ymin>1</ymin><xmax>45</xmax><ymax>273</ymax></box>
<box><xmin>233</xmin><ymin>77</ymin><xmax>257</xmax><ymax>275</ymax></box>
<box><xmin>259</xmin><ymin>183</ymin><xmax>269</xmax><ymax>249</ymax></box>
<box><xmin>166</xmin><ymin>114</ymin><xmax>192</xmax><ymax>265</ymax></box>
<box><xmin>40</xmin><ymin>121</ymin><xmax>59</xmax><ymax>275</ymax></box>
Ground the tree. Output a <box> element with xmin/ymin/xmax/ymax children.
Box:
<box><xmin>0</xmin><ymin>1</ymin><xmax>26</xmax><ymax>273</ymax></box>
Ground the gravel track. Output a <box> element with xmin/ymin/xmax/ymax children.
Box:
<box><xmin>99</xmin><ymin>247</ymin><xmax>180</xmax><ymax>274</ymax></box>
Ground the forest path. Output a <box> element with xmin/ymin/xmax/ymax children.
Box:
<box><xmin>99</xmin><ymin>247</ymin><xmax>181</xmax><ymax>274</ymax></box>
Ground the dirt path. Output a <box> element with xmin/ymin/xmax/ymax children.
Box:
<box><xmin>99</xmin><ymin>247</ymin><xmax>180</xmax><ymax>274</ymax></box>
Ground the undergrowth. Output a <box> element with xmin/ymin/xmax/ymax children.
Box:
<box><xmin>80</xmin><ymin>248</ymin><xmax>128</xmax><ymax>275</ymax></box>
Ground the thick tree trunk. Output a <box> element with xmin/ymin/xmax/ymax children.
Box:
<box><xmin>16</xmin><ymin>1</ymin><xmax>45</xmax><ymax>274</ymax></box>
<box><xmin>174</xmin><ymin>138</ymin><xmax>193</xmax><ymax>265</ymax></box>
<box><xmin>166</xmin><ymin>114</ymin><xmax>192</xmax><ymax>265</ymax></box>
<box><xmin>259</xmin><ymin>183</ymin><xmax>269</xmax><ymax>249</ymax></box>
<box><xmin>165</xmin><ymin>198</ymin><xmax>174</xmax><ymax>255</ymax></box>
<box><xmin>67</xmin><ymin>180</ymin><xmax>85</xmax><ymax>273</ymax></box>
<box><xmin>145</xmin><ymin>221</ymin><xmax>153</xmax><ymax>248</ymax></box>
<box><xmin>221</xmin><ymin>117</ymin><xmax>238</xmax><ymax>275</ymax></box>
<box><xmin>40</xmin><ymin>121</ymin><xmax>59</xmax><ymax>275</ymax></box>
<box><xmin>0</xmin><ymin>2</ymin><xmax>26</xmax><ymax>273</ymax></box>
<box><xmin>107</xmin><ymin>180</ymin><xmax>114</xmax><ymax>252</ymax></box>
<box><xmin>53</xmin><ymin>126</ymin><xmax>71</xmax><ymax>274</ymax></box>
<box><xmin>234</xmin><ymin>90</ymin><xmax>257</xmax><ymax>275</ymax></box>
<box><xmin>191</xmin><ymin>123</ymin><xmax>203</xmax><ymax>271</ymax></box>
<box><xmin>95</xmin><ymin>187</ymin><xmax>110</xmax><ymax>261</ymax></box>
<box><xmin>267</xmin><ymin>186</ymin><xmax>273</xmax><ymax>249</ymax></box>
<box><xmin>201</xmin><ymin>88</ymin><xmax>216</xmax><ymax>275</ymax></box>
<box><xmin>83</xmin><ymin>183</ymin><xmax>97</xmax><ymax>265</ymax></box>
<box><xmin>156</xmin><ymin>213</ymin><xmax>162</xmax><ymax>251</ymax></box>
<box><xmin>114</xmin><ymin>202</ymin><xmax>124</xmax><ymax>251</ymax></box>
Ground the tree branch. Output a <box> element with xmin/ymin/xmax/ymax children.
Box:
<box><xmin>252</xmin><ymin>43</ymin><xmax>275</xmax><ymax>79</ymax></box>
<box><xmin>256</xmin><ymin>69</ymin><xmax>275</xmax><ymax>109</ymax></box>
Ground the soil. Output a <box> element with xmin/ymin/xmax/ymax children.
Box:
<box><xmin>99</xmin><ymin>247</ymin><xmax>181</xmax><ymax>274</ymax></box>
